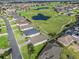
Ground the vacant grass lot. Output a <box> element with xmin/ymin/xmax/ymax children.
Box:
<box><xmin>19</xmin><ymin>9</ymin><xmax>76</xmax><ymax>34</ymax></box>
<box><xmin>21</xmin><ymin>44</ymin><xmax>44</xmax><ymax>59</ymax></box>
<box><xmin>0</xmin><ymin>35</ymin><xmax>9</xmax><ymax>48</ymax></box>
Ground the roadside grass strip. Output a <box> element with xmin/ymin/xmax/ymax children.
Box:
<box><xmin>0</xmin><ymin>27</ymin><xmax>7</xmax><ymax>33</ymax></box>
<box><xmin>13</xmin><ymin>29</ymin><xmax>22</xmax><ymax>40</ymax></box>
<box><xmin>9</xmin><ymin>21</ymin><xmax>16</xmax><ymax>25</ymax></box>
<box><xmin>18</xmin><ymin>36</ymin><xmax>28</xmax><ymax>44</ymax></box>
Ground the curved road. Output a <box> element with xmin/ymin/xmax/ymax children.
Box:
<box><xmin>2</xmin><ymin>16</ymin><xmax>22</xmax><ymax>59</ymax></box>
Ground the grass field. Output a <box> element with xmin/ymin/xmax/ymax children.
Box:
<box><xmin>19</xmin><ymin>8</ymin><xmax>76</xmax><ymax>34</ymax></box>
<box><xmin>0</xmin><ymin>35</ymin><xmax>9</xmax><ymax>48</ymax></box>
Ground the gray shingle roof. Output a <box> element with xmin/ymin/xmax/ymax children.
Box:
<box><xmin>39</xmin><ymin>42</ymin><xmax>61</xmax><ymax>59</ymax></box>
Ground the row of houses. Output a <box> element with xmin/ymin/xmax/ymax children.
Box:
<box><xmin>55</xmin><ymin>4</ymin><xmax>79</xmax><ymax>12</ymax></box>
<box><xmin>10</xmin><ymin>12</ymin><xmax>48</xmax><ymax>46</ymax></box>
<box><xmin>57</xmin><ymin>15</ymin><xmax>79</xmax><ymax>52</ymax></box>
<box><xmin>16</xmin><ymin>2</ymin><xmax>48</xmax><ymax>10</ymax></box>
<box><xmin>54</xmin><ymin>4</ymin><xmax>79</xmax><ymax>16</ymax></box>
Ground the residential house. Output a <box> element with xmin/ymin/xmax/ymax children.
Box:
<box><xmin>29</xmin><ymin>34</ymin><xmax>48</xmax><ymax>46</ymax></box>
<box><xmin>57</xmin><ymin>35</ymin><xmax>75</xmax><ymax>46</ymax></box>
<box><xmin>19</xmin><ymin>24</ymin><xmax>33</xmax><ymax>31</ymax></box>
<box><xmin>16</xmin><ymin>19</ymin><xmax>30</xmax><ymax>26</ymax></box>
<box><xmin>38</xmin><ymin>42</ymin><xmax>61</xmax><ymax>59</ymax></box>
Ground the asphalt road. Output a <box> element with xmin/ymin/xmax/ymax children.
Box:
<box><xmin>2</xmin><ymin>16</ymin><xmax>22</xmax><ymax>59</ymax></box>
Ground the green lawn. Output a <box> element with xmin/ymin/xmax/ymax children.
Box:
<box><xmin>0</xmin><ymin>19</ymin><xmax>5</xmax><ymax>26</ymax></box>
<box><xmin>11</xmin><ymin>25</ymin><xmax>17</xmax><ymax>30</ymax></box>
<box><xmin>13</xmin><ymin>29</ymin><xmax>23</xmax><ymax>40</ymax></box>
<box><xmin>21</xmin><ymin>44</ymin><xmax>44</xmax><ymax>59</ymax></box>
<box><xmin>10</xmin><ymin>23</ymin><xmax>22</xmax><ymax>40</ymax></box>
<box><xmin>60</xmin><ymin>47</ymin><xmax>79</xmax><ymax>59</ymax></box>
<box><xmin>0</xmin><ymin>27</ymin><xmax>7</xmax><ymax>33</ymax></box>
<box><xmin>18</xmin><ymin>37</ymin><xmax>28</xmax><ymax>44</ymax></box>
<box><xmin>8</xmin><ymin>16</ymin><xmax>13</xmax><ymax>20</ymax></box>
<box><xmin>0</xmin><ymin>19</ymin><xmax>4</xmax><ymax>23</ymax></box>
<box><xmin>0</xmin><ymin>19</ymin><xmax>7</xmax><ymax>33</ymax></box>
<box><xmin>10</xmin><ymin>21</ymin><xmax>16</xmax><ymax>25</ymax></box>
<box><xmin>1</xmin><ymin>27</ymin><xmax>7</xmax><ymax>33</ymax></box>
<box><xmin>19</xmin><ymin>8</ymin><xmax>76</xmax><ymax>34</ymax></box>
<box><xmin>0</xmin><ymin>35</ymin><xmax>9</xmax><ymax>48</ymax></box>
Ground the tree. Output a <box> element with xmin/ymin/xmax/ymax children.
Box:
<box><xmin>27</xmin><ymin>43</ymin><xmax>35</xmax><ymax>59</ymax></box>
<box><xmin>48</xmin><ymin>32</ymin><xmax>56</xmax><ymax>38</ymax></box>
<box><xmin>0</xmin><ymin>48</ymin><xmax>12</xmax><ymax>59</ymax></box>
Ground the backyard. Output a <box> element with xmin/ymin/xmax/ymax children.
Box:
<box><xmin>0</xmin><ymin>19</ymin><xmax>7</xmax><ymax>33</ymax></box>
<box><xmin>0</xmin><ymin>35</ymin><xmax>10</xmax><ymax>48</ymax></box>
<box><xmin>0</xmin><ymin>19</ymin><xmax>9</xmax><ymax>48</ymax></box>
<box><xmin>21</xmin><ymin>44</ymin><xmax>44</xmax><ymax>59</ymax></box>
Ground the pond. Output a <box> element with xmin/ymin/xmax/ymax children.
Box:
<box><xmin>32</xmin><ymin>13</ymin><xmax>50</xmax><ymax>20</ymax></box>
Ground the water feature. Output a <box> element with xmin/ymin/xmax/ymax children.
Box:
<box><xmin>32</xmin><ymin>13</ymin><xmax>50</xmax><ymax>20</ymax></box>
